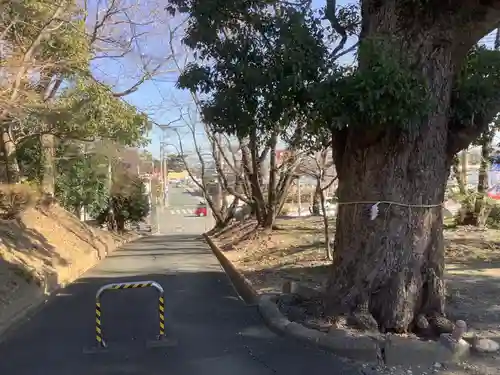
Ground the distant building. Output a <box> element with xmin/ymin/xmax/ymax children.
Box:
<box><xmin>167</xmin><ymin>170</ymin><xmax>189</xmax><ymax>181</ymax></box>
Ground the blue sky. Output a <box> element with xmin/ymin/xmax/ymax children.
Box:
<box><xmin>86</xmin><ymin>0</ymin><xmax>192</xmax><ymax>158</ymax></box>
<box><xmin>88</xmin><ymin>0</ymin><xmax>356</xmax><ymax>159</ymax></box>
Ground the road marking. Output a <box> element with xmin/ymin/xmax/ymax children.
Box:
<box><xmin>168</xmin><ymin>209</ymin><xmax>192</xmax><ymax>215</ymax></box>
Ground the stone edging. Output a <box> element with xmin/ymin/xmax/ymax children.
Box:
<box><xmin>203</xmin><ymin>232</ymin><xmax>381</xmax><ymax>363</ymax></box>
<box><xmin>203</xmin><ymin>233</ymin><xmax>258</xmax><ymax>304</ymax></box>
<box><xmin>203</xmin><ymin>232</ymin><xmax>472</xmax><ymax>367</ymax></box>
<box><xmin>258</xmin><ymin>293</ymin><xmax>383</xmax><ymax>363</ymax></box>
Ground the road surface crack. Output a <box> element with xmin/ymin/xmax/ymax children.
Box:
<box><xmin>243</xmin><ymin>344</ymin><xmax>277</xmax><ymax>373</ymax></box>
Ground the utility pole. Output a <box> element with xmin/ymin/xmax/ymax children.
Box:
<box><xmin>160</xmin><ymin>142</ymin><xmax>169</xmax><ymax>207</ymax></box>
<box><xmin>159</xmin><ymin>144</ymin><xmax>164</xmax><ymax>206</ymax></box>
<box><xmin>157</xmin><ymin>124</ymin><xmax>172</xmax><ymax>208</ymax></box>
<box><xmin>107</xmin><ymin>157</ymin><xmax>115</xmax><ymax>230</ymax></box>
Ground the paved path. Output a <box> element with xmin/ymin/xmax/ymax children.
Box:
<box><xmin>0</xmin><ymin>202</ymin><xmax>365</xmax><ymax>375</ymax></box>
<box><xmin>155</xmin><ymin>186</ymin><xmax>213</xmax><ymax>234</ymax></box>
<box><xmin>168</xmin><ymin>185</ymin><xmax>203</xmax><ymax>208</ymax></box>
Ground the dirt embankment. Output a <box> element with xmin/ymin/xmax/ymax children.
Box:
<box><xmin>0</xmin><ymin>204</ymin><xmax>139</xmax><ymax>335</ymax></box>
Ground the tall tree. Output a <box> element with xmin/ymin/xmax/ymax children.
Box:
<box><xmin>169</xmin><ymin>0</ymin><xmax>500</xmax><ymax>333</ymax></box>
<box><xmin>0</xmin><ymin>0</ymin><xmax>89</xmax><ymax>183</ymax></box>
<box><xmin>321</xmin><ymin>2</ymin><xmax>500</xmax><ymax>333</ymax></box>
<box><xmin>169</xmin><ymin>0</ymin><xmax>331</xmax><ymax>228</ymax></box>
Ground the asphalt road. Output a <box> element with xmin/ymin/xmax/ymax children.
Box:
<box><xmin>168</xmin><ymin>185</ymin><xmax>203</xmax><ymax>208</ymax></box>
<box><xmin>0</xmin><ymin>187</ymin><xmax>367</xmax><ymax>375</ymax></box>
<box><xmin>155</xmin><ymin>186</ymin><xmax>213</xmax><ymax>232</ymax></box>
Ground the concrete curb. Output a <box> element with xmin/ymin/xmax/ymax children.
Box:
<box><xmin>203</xmin><ymin>233</ymin><xmax>381</xmax><ymax>363</ymax></box>
<box><xmin>204</xmin><ymin>233</ymin><xmax>473</xmax><ymax>367</ymax></box>
<box><xmin>203</xmin><ymin>233</ymin><xmax>258</xmax><ymax>305</ymax></box>
<box><xmin>259</xmin><ymin>294</ymin><xmax>382</xmax><ymax>363</ymax></box>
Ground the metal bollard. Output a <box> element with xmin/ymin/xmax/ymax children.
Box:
<box><xmin>94</xmin><ymin>281</ymin><xmax>165</xmax><ymax>348</ymax></box>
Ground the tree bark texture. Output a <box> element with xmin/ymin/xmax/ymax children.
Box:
<box><xmin>451</xmin><ymin>155</ymin><xmax>467</xmax><ymax>195</ymax></box>
<box><xmin>0</xmin><ymin>128</ymin><xmax>20</xmax><ymax>184</ymax></box>
<box><xmin>326</xmin><ymin>0</ymin><xmax>500</xmax><ymax>333</ymax></box>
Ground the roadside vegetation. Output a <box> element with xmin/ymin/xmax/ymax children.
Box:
<box><xmin>0</xmin><ymin>0</ymin><xmax>179</xmax><ymax>228</ymax></box>
<box><xmin>0</xmin><ymin>0</ymin><xmax>174</xmax><ymax>332</ymax></box>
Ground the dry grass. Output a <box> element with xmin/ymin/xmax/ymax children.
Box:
<box><xmin>215</xmin><ymin>217</ymin><xmax>500</xmax><ymax>374</ymax></box>
<box><xmin>218</xmin><ymin>217</ymin><xmax>329</xmax><ymax>293</ymax></box>
<box><xmin>0</xmin><ymin>203</ymin><xmax>139</xmax><ymax>333</ymax></box>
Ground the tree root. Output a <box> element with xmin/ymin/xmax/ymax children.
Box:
<box><xmin>347</xmin><ymin>311</ymin><xmax>379</xmax><ymax>332</ymax></box>
<box><xmin>326</xmin><ymin>306</ymin><xmax>454</xmax><ymax>337</ymax></box>
<box><xmin>413</xmin><ymin>314</ymin><xmax>454</xmax><ymax>338</ymax></box>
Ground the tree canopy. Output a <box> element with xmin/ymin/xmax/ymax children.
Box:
<box><xmin>172</xmin><ymin>0</ymin><xmax>330</xmax><ymax>144</ymax></box>
<box><xmin>0</xmin><ymin>0</ymin><xmax>160</xmax><ymax>229</ymax></box>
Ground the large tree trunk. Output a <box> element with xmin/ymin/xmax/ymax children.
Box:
<box><xmin>323</xmin><ymin>3</ymin><xmax>490</xmax><ymax>333</ymax></box>
<box><xmin>327</xmin><ymin>133</ymin><xmax>450</xmax><ymax>332</ymax></box>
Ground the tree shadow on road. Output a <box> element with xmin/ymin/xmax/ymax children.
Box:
<box><xmin>0</xmin><ymin>233</ymin><xmax>369</xmax><ymax>375</ymax></box>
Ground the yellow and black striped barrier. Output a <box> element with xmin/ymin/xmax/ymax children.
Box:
<box><xmin>94</xmin><ymin>280</ymin><xmax>165</xmax><ymax>348</ymax></box>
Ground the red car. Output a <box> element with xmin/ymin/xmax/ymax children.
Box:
<box><xmin>488</xmin><ymin>184</ymin><xmax>500</xmax><ymax>200</ymax></box>
<box><xmin>194</xmin><ymin>204</ymin><xmax>208</xmax><ymax>217</ymax></box>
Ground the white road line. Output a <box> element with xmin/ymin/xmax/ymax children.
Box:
<box><xmin>169</xmin><ymin>209</ymin><xmax>193</xmax><ymax>215</ymax></box>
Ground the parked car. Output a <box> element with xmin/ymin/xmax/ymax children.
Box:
<box><xmin>487</xmin><ymin>184</ymin><xmax>500</xmax><ymax>200</ymax></box>
<box><xmin>194</xmin><ymin>203</ymin><xmax>208</xmax><ymax>217</ymax></box>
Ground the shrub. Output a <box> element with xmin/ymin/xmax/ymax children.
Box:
<box><xmin>284</xmin><ymin>193</ymin><xmax>312</xmax><ymax>203</ymax></box>
<box><xmin>0</xmin><ymin>184</ymin><xmax>39</xmax><ymax>219</ymax></box>
<box><xmin>279</xmin><ymin>204</ymin><xmax>292</xmax><ymax>216</ymax></box>
<box><xmin>487</xmin><ymin>203</ymin><xmax>500</xmax><ymax>228</ymax></box>
<box><xmin>452</xmin><ymin>188</ymin><xmax>497</xmax><ymax>227</ymax></box>
<box><xmin>97</xmin><ymin>173</ymin><xmax>150</xmax><ymax>231</ymax></box>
